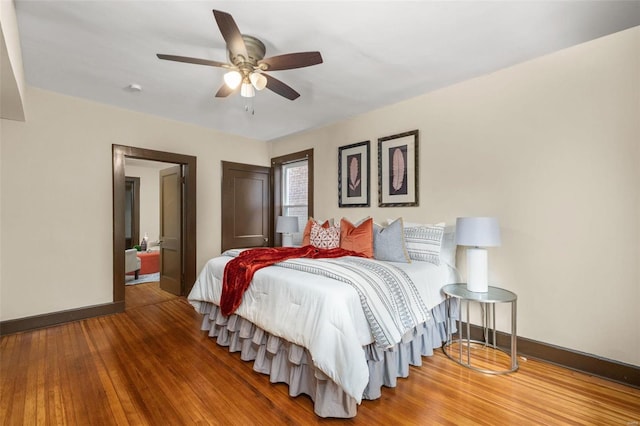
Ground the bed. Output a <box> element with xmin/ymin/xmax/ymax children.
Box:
<box><xmin>187</xmin><ymin>219</ymin><xmax>459</xmax><ymax>418</ymax></box>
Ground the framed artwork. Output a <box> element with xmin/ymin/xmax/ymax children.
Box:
<box><xmin>338</xmin><ymin>141</ymin><xmax>370</xmax><ymax>207</ymax></box>
<box><xmin>378</xmin><ymin>130</ymin><xmax>419</xmax><ymax>207</ymax></box>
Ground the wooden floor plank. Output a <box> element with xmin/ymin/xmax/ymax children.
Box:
<box><xmin>1</xmin><ymin>283</ymin><xmax>638</xmax><ymax>425</ymax></box>
<box><xmin>45</xmin><ymin>327</ymin><xmax>68</xmax><ymax>426</ymax></box>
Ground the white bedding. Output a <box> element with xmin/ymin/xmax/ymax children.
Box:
<box><xmin>188</xmin><ymin>253</ymin><xmax>459</xmax><ymax>403</ymax></box>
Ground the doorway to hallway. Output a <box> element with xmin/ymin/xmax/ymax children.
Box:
<box><xmin>112</xmin><ymin>145</ymin><xmax>197</xmax><ymax>309</ymax></box>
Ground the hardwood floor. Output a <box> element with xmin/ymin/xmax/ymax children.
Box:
<box><xmin>124</xmin><ymin>281</ymin><xmax>178</xmax><ymax>310</ymax></box>
<box><xmin>1</xmin><ymin>283</ymin><xmax>638</xmax><ymax>425</ymax></box>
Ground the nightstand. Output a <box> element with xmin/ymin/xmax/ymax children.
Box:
<box><xmin>442</xmin><ymin>283</ymin><xmax>518</xmax><ymax>374</ymax></box>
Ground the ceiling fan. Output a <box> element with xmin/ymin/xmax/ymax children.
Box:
<box><xmin>157</xmin><ymin>9</ymin><xmax>323</xmax><ymax>101</ymax></box>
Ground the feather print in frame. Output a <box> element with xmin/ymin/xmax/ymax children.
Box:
<box><xmin>348</xmin><ymin>155</ymin><xmax>361</xmax><ymax>195</ymax></box>
<box><xmin>338</xmin><ymin>141</ymin><xmax>370</xmax><ymax>207</ymax></box>
<box><xmin>391</xmin><ymin>148</ymin><xmax>405</xmax><ymax>192</ymax></box>
<box><xmin>377</xmin><ymin>130</ymin><xmax>418</xmax><ymax>207</ymax></box>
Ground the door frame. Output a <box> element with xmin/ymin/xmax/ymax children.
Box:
<box><xmin>112</xmin><ymin>144</ymin><xmax>197</xmax><ymax>304</ymax></box>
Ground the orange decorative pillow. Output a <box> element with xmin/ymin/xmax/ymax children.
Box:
<box><xmin>302</xmin><ymin>218</ymin><xmax>334</xmax><ymax>246</ymax></box>
<box><xmin>340</xmin><ymin>217</ymin><xmax>374</xmax><ymax>258</ymax></box>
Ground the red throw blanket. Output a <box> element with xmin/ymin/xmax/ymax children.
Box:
<box><xmin>220</xmin><ymin>245</ymin><xmax>364</xmax><ymax>316</ymax></box>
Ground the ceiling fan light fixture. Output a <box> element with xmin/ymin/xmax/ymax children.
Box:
<box><xmin>240</xmin><ymin>81</ymin><xmax>255</xmax><ymax>98</ymax></box>
<box><xmin>249</xmin><ymin>72</ymin><xmax>267</xmax><ymax>91</ymax></box>
<box><xmin>157</xmin><ymin>10</ymin><xmax>323</xmax><ymax>101</ymax></box>
<box><xmin>223</xmin><ymin>70</ymin><xmax>242</xmax><ymax>89</ymax></box>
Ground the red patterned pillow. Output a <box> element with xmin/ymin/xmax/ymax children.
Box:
<box><xmin>302</xmin><ymin>218</ymin><xmax>334</xmax><ymax>246</ymax></box>
<box><xmin>310</xmin><ymin>221</ymin><xmax>340</xmax><ymax>249</ymax></box>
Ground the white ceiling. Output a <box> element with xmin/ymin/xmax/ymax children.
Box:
<box><xmin>14</xmin><ymin>1</ymin><xmax>640</xmax><ymax>142</ymax></box>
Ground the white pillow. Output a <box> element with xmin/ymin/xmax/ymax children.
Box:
<box><xmin>389</xmin><ymin>219</ymin><xmax>456</xmax><ymax>266</ymax></box>
<box><xmin>439</xmin><ymin>226</ymin><xmax>457</xmax><ymax>267</ymax></box>
<box><xmin>389</xmin><ymin>219</ymin><xmax>445</xmax><ymax>265</ymax></box>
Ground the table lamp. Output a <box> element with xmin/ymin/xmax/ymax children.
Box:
<box><xmin>455</xmin><ymin>217</ymin><xmax>501</xmax><ymax>292</ymax></box>
<box><xmin>276</xmin><ymin>216</ymin><xmax>299</xmax><ymax>247</ymax></box>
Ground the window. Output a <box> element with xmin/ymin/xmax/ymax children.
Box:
<box><xmin>282</xmin><ymin>160</ymin><xmax>308</xmax><ymax>245</ymax></box>
<box><xmin>272</xmin><ymin>149</ymin><xmax>314</xmax><ymax>247</ymax></box>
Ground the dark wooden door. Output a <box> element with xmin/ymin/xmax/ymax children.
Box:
<box><xmin>159</xmin><ymin>165</ymin><xmax>182</xmax><ymax>296</ymax></box>
<box><xmin>124</xmin><ymin>176</ymin><xmax>140</xmax><ymax>249</ymax></box>
<box><xmin>221</xmin><ymin>161</ymin><xmax>271</xmax><ymax>252</ymax></box>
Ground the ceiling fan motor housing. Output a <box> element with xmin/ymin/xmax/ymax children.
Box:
<box><xmin>230</xmin><ymin>35</ymin><xmax>266</xmax><ymax>68</ymax></box>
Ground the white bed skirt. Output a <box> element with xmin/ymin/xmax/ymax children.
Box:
<box><xmin>198</xmin><ymin>299</ymin><xmax>458</xmax><ymax>418</ymax></box>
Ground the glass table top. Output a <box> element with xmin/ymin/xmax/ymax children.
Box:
<box><xmin>442</xmin><ymin>283</ymin><xmax>517</xmax><ymax>303</ymax></box>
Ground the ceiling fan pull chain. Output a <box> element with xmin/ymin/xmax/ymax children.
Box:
<box><xmin>244</xmin><ymin>97</ymin><xmax>255</xmax><ymax>115</ymax></box>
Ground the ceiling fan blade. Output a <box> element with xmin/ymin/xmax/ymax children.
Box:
<box><xmin>215</xmin><ymin>83</ymin><xmax>237</xmax><ymax>98</ymax></box>
<box><xmin>263</xmin><ymin>73</ymin><xmax>300</xmax><ymax>100</ymax></box>
<box><xmin>212</xmin><ymin>10</ymin><xmax>248</xmax><ymax>59</ymax></box>
<box><xmin>259</xmin><ymin>52</ymin><xmax>323</xmax><ymax>71</ymax></box>
<box><xmin>157</xmin><ymin>54</ymin><xmax>228</xmax><ymax>68</ymax></box>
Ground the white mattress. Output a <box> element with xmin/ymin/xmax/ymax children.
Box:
<box><xmin>188</xmin><ymin>254</ymin><xmax>459</xmax><ymax>403</ymax></box>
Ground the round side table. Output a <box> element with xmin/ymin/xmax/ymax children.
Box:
<box><xmin>442</xmin><ymin>283</ymin><xmax>518</xmax><ymax>374</ymax></box>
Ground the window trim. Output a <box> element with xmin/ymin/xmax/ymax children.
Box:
<box><xmin>271</xmin><ymin>149</ymin><xmax>314</xmax><ymax>247</ymax></box>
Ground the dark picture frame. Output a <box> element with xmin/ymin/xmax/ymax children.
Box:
<box><xmin>338</xmin><ymin>140</ymin><xmax>370</xmax><ymax>207</ymax></box>
<box><xmin>378</xmin><ymin>130</ymin><xmax>419</xmax><ymax>207</ymax></box>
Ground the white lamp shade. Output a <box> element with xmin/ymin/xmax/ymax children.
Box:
<box><xmin>240</xmin><ymin>82</ymin><xmax>255</xmax><ymax>98</ymax></box>
<box><xmin>223</xmin><ymin>71</ymin><xmax>242</xmax><ymax>89</ymax></box>
<box><xmin>276</xmin><ymin>216</ymin><xmax>299</xmax><ymax>234</ymax></box>
<box><xmin>277</xmin><ymin>216</ymin><xmax>298</xmax><ymax>247</ymax></box>
<box><xmin>250</xmin><ymin>72</ymin><xmax>267</xmax><ymax>90</ymax></box>
<box><xmin>455</xmin><ymin>217</ymin><xmax>501</xmax><ymax>247</ymax></box>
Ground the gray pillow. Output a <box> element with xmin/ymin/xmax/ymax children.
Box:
<box><xmin>373</xmin><ymin>219</ymin><xmax>410</xmax><ymax>263</ymax></box>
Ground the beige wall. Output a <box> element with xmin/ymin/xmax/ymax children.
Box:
<box><xmin>0</xmin><ymin>87</ymin><xmax>269</xmax><ymax>321</ymax></box>
<box><xmin>270</xmin><ymin>27</ymin><xmax>640</xmax><ymax>366</ymax></box>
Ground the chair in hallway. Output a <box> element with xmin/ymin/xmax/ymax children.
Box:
<box><xmin>125</xmin><ymin>249</ymin><xmax>141</xmax><ymax>279</ymax></box>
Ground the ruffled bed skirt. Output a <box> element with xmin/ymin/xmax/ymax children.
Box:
<box><xmin>198</xmin><ymin>299</ymin><xmax>458</xmax><ymax>418</ymax></box>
